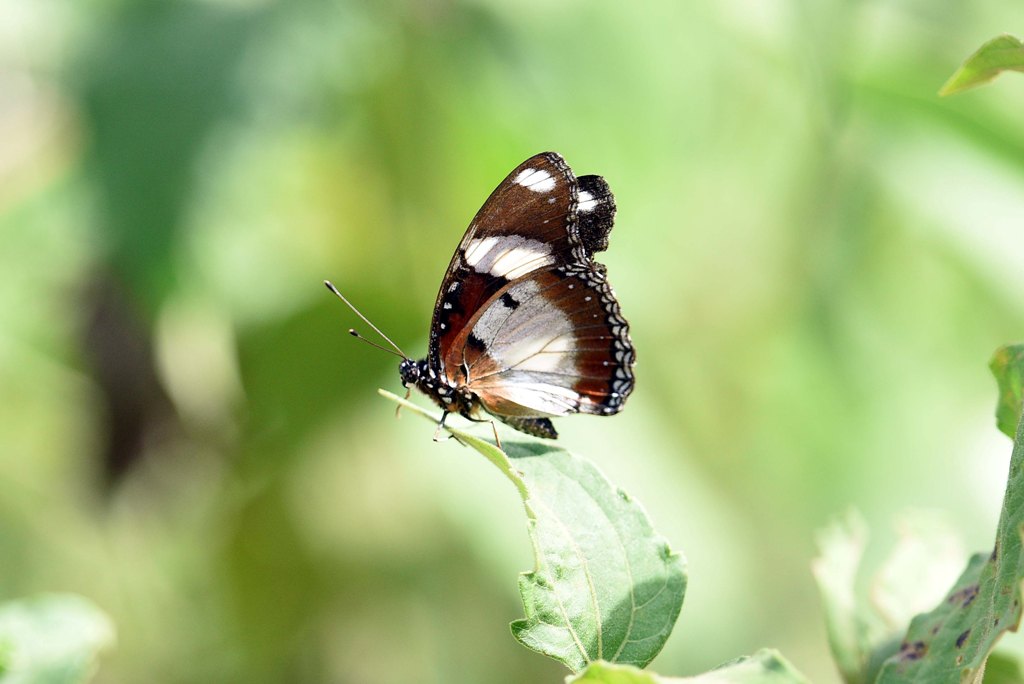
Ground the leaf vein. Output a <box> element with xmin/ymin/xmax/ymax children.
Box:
<box><xmin>531</xmin><ymin>496</ymin><xmax>602</xmax><ymax>664</ymax></box>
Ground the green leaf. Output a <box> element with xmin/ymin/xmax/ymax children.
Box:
<box><xmin>875</xmin><ymin>415</ymin><xmax>1024</xmax><ymax>683</ymax></box>
<box><xmin>0</xmin><ymin>594</ymin><xmax>115</xmax><ymax>684</ymax></box>
<box><xmin>379</xmin><ymin>390</ymin><xmax>687</xmax><ymax>672</ymax></box>
<box><xmin>870</xmin><ymin>513</ymin><xmax>967</xmax><ymax>635</ymax></box>
<box><xmin>939</xmin><ymin>35</ymin><xmax>1024</xmax><ymax>96</ymax></box>
<box><xmin>566</xmin><ymin>650</ymin><xmax>810</xmax><ymax>683</ymax></box>
<box><xmin>991</xmin><ymin>344</ymin><xmax>1024</xmax><ymax>439</ymax></box>
<box><xmin>813</xmin><ymin>511</ymin><xmax>969</xmax><ymax>684</ymax></box>
<box><xmin>811</xmin><ymin>511</ymin><xmax>890</xmax><ymax>684</ymax></box>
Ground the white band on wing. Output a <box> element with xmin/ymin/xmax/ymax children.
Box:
<box><xmin>463</xmin><ymin>235</ymin><xmax>556</xmax><ymax>279</ymax></box>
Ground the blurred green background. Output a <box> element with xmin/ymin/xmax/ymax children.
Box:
<box><xmin>3</xmin><ymin>0</ymin><xmax>1024</xmax><ymax>682</ymax></box>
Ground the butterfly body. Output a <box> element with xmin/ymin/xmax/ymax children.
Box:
<box><xmin>399</xmin><ymin>357</ymin><xmax>478</xmax><ymax>422</ymax></box>
<box><xmin>400</xmin><ymin>152</ymin><xmax>636</xmax><ymax>440</ymax></box>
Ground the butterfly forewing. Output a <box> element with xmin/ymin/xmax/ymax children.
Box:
<box><xmin>429</xmin><ymin>153</ymin><xmax>583</xmax><ymax>376</ymax></box>
<box><xmin>459</xmin><ymin>152</ymin><xmax>584</xmax><ymax>261</ymax></box>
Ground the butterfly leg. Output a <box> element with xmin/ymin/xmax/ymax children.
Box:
<box><xmin>432</xmin><ymin>411</ymin><xmax>471</xmax><ymax>447</ymax></box>
<box><xmin>461</xmin><ymin>414</ymin><xmax>503</xmax><ymax>450</ymax></box>
<box><xmin>395</xmin><ymin>387</ymin><xmax>411</xmax><ymax>418</ymax></box>
<box><xmin>433</xmin><ymin>411</ymin><xmax>449</xmax><ymax>442</ymax></box>
<box><xmin>489</xmin><ymin>421</ymin><xmax>502</xmax><ymax>450</ymax></box>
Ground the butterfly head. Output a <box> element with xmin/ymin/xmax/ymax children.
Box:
<box><xmin>399</xmin><ymin>357</ymin><xmax>466</xmax><ymax>415</ymax></box>
<box><xmin>399</xmin><ymin>358</ymin><xmax>421</xmax><ymax>388</ymax></box>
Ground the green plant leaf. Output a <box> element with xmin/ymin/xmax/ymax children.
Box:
<box><xmin>813</xmin><ymin>511</ymin><xmax>969</xmax><ymax>684</ymax></box>
<box><xmin>566</xmin><ymin>649</ymin><xmax>810</xmax><ymax>683</ymax></box>
<box><xmin>0</xmin><ymin>594</ymin><xmax>115</xmax><ymax>684</ymax></box>
<box><xmin>870</xmin><ymin>514</ymin><xmax>967</xmax><ymax>635</ymax></box>
<box><xmin>811</xmin><ymin>511</ymin><xmax>889</xmax><ymax>684</ymax></box>
<box><xmin>939</xmin><ymin>35</ymin><xmax>1024</xmax><ymax>96</ymax></box>
<box><xmin>875</xmin><ymin>417</ymin><xmax>1024</xmax><ymax>682</ymax></box>
<box><xmin>991</xmin><ymin>344</ymin><xmax>1024</xmax><ymax>439</ymax></box>
<box><xmin>379</xmin><ymin>390</ymin><xmax>687</xmax><ymax>672</ymax></box>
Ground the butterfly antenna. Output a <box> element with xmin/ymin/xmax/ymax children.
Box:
<box><xmin>324</xmin><ymin>280</ymin><xmax>408</xmax><ymax>359</ymax></box>
<box><xmin>347</xmin><ymin>329</ymin><xmax>405</xmax><ymax>358</ymax></box>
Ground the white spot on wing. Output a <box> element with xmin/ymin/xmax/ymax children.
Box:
<box><xmin>462</xmin><ymin>234</ymin><xmax>487</xmax><ymax>265</ymax></box>
<box><xmin>578</xmin><ymin>190</ymin><xmax>597</xmax><ymax>212</ymax></box>
<box><xmin>532</xmin><ymin>175</ymin><xmax>556</xmax><ymax>192</ymax></box>
<box><xmin>463</xmin><ymin>236</ymin><xmax>555</xmax><ymax>278</ymax></box>
<box><xmin>514</xmin><ymin>167</ymin><xmax>556</xmax><ymax>193</ymax></box>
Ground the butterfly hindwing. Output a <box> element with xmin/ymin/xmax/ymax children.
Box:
<box><xmin>576</xmin><ymin>174</ymin><xmax>616</xmax><ymax>256</ymax></box>
<box><xmin>448</xmin><ymin>266</ymin><xmax>634</xmax><ymax>419</ymax></box>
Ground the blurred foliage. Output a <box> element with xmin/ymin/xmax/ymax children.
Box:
<box><xmin>940</xmin><ymin>35</ymin><xmax>1024</xmax><ymax>96</ymax></box>
<box><xmin>0</xmin><ymin>595</ymin><xmax>114</xmax><ymax>684</ymax></box>
<box><xmin>3</xmin><ymin>0</ymin><xmax>1024</xmax><ymax>682</ymax></box>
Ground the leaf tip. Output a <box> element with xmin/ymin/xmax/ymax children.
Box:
<box><xmin>940</xmin><ymin>34</ymin><xmax>1024</xmax><ymax>96</ymax></box>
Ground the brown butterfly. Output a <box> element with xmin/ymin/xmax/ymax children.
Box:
<box><xmin>327</xmin><ymin>152</ymin><xmax>634</xmax><ymax>439</ymax></box>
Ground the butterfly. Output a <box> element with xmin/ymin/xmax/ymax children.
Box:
<box><xmin>327</xmin><ymin>152</ymin><xmax>635</xmax><ymax>440</ymax></box>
